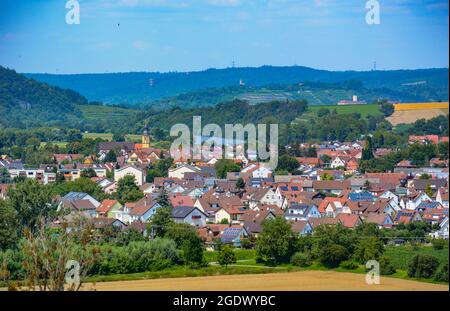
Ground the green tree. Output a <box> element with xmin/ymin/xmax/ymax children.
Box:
<box><xmin>235</xmin><ymin>177</ymin><xmax>245</xmax><ymax>189</ymax></box>
<box><xmin>104</xmin><ymin>149</ymin><xmax>117</xmax><ymax>163</ymax></box>
<box><xmin>255</xmin><ymin>217</ymin><xmax>295</xmax><ymax>264</ymax></box>
<box><xmin>353</xmin><ymin>236</ymin><xmax>384</xmax><ymax>263</ymax></box>
<box><xmin>7</xmin><ymin>179</ymin><xmax>57</xmax><ymax>233</ymax></box>
<box><xmin>0</xmin><ymin>200</ymin><xmax>19</xmax><ymax>250</ymax></box>
<box><xmin>115</xmin><ymin>175</ymin><xmax>144</xmax><ymax>204</ymax></box>
<box><xmin>218</xmin><ymin>245</ymin><xmax>237</xmax><ymax>268</ymax></box>
<box><xmin>214</xmin><ymin>159</ymin><xmax>241</xmax><ymax>179</ymax></box>
<box><xmin>277</xmin><ymin>155</ymin><xmax>300</xmax><ymax>173</ymax></box>
<box><xmin>408</xmin><ymin>254</ymin><xmax>440</xmax><ymax>279</ymax></box>
<box><xmin>149</xmin><ymin>206</ymin><xmax>173</xmax><ymax>238</ymax></box>
<box><xmin>80</xmin><ymin>168</ymin><xmax>97</xmax><ymax>178</ymax></box>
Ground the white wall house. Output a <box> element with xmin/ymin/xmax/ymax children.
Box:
<box><xmin>114</xmin><ymin>166</ymin><xmax>145</xmax><ymax>186</ymax></box>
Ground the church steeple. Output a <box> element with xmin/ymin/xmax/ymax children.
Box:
<box><xmin>142</xmin><ymin>125</ymin><xmax>150</xmax><ymax>148</ymax></box>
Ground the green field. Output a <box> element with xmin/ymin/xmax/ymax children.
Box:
<box><xmin>385</xmin><ymin>245</ymin><xmax>449</xmax><ymax>271</ymax></box>
<box><xmin>307</xmin><ymin>103</ymin><xmax>383</xmax><ymax>118</ymax></box>
<box><xmin>82</xmin><ymin>133</ymin><xmax>141</xmax><ymax>142</ymax></box>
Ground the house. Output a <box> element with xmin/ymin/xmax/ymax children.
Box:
<box><xmin>96</xmin><ymin>199</ymin><xmax>122</xmax><ymax>218</ymax></box>
<box><xmin>296</xmin><ymin>157</ymin><xmax>321</xmax><ymax>168</ymax></box>
<box><xmin>220</xmin><ymin>226</ymin><xmax>249</xmax><ymax>247</ymax></box>
<box><xmin>309</xmin><ymin>217</ymin><xmax>340</xmax><ymax>229</ymax></box>
<box><xmin>168</xmin><ymin>165</ymin><xmax>200</xmax><ymax>179</ymax></box>
<box><xmin>318</xmin><ymin>197</ymin><xmax>349</xmax><ymax>217</ymax></box>
<box><xmin>348</xmin><ymin>191</ymin><xmax>375</xmax><ymax>202</ymax></box>
<box><xmin>114</xmin><ymin>166</ymin><xmax>145</xmax><ymax>186</ymax></box>
<box><xmin>91</xmin><ymin>218</ymin><xmax>128</xmax><ymax>231</ymax></box>
<box><xmin>364</xmin><ymin>213</ymin><xmax>394</xmax><ymax>229</ymax></box>
<box><xmin>53</xmin><ymin>154</ymin><xmax>83</xmax><ymax>164</ymax></box>
<box><xmin>336</xmin><ymin>214</ymin><xmax>362</xmax><ymax>229</ymax></box>
<box><xmin>98</xmin><ymin>141</ymin><xmax>135</xmax><ymax>154</ymax></box>
<box><xmin>170</xmin><ymin>195</ymin><xmax>195</xmax><ymax>208</ymax></box>
<box><xmin>312</xmin><ymin>180</ymin><xmax>350</xmax><ymax>196</ymax></box>
<box><xmin>215</xmin><ymin>205</ymin><xmax>246</xmax><ymax>224</ymax></box>
<box><xmin>394</xmin><ymin>210</ymin><xmax>422</xmax><ymax>225</ymax></box>
<box><xmin>172</xmin><ymin>206</ymin><xmax>207</xmax><ymax>227</ymax></box>
<box><xmin>241</xmin><ymin>164</ymin><xmax>272</xmax><ymax>179</ymax></box>
<box><xmin>284</xmin><ymin>204</ymin><xmax>320</xmax><ymax>221</ymax></box>
<box><xmin>129</xmin><ymin>198</ymin><xmax>162</xmax><ymax>222</ymax></box>
<box><xmin>431</xmin><ymin>217</ymin><xmax>448</xmax><ymax>240</ymax></box>
<box><xmin>59</xmin><ymin>199</ymin><xmax>98</xmax><ymax>218</ymax></box>
<box><xmin>400</xmin><ymin>192</ymin><xmax>432</xmax><ymax>210</ymax></box>
<box><xmin>436</xmin><ymin>188</ymin><xmax>449</xmax><ymax>208</ymax></box>
<box><xmin>59</xmin><ymin>192</ymin><xmax>101</xmax><ymax>209</ymax></box>
<box><xmin>290</xmin><ymin>220</ymin><xmax>313</xmax><ymax>236</ymax></box>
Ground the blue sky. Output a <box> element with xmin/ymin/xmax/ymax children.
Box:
<box><xmin>0</xmin><ymin>0</ymin><xmax>448</xmax><ymax>73</ymax></box>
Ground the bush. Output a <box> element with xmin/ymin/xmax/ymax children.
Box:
<box><xmin>90</xmin><ymin>239</ymin><xmax>178</xmax><ymax>275</ymax></box>
<box><xmin>431</xmin><ymin>239</ymin><xmax>447</xmax><ymax>250</ymax></box>
<box><xmin>218</xmin><ymin>245</ymin><xmax>237</xmax><ymax>268</ymax></box>
<box><xmin>379</xmin><ymin>256</ymin><xmax>396</xmax><ymax>275</ymax></box>
<box><xmin>353</xmin><ymin>237</ymin><xmax>384</xmax><ymax>263</ymax></box>
<box><xmin>318</xmin><ymin>244</ymin><xmax>348</xmax><ymax>268</ymax></box>
<box><xmin>339</xmin><ymin>260</ymin><xmax>359</xmax><ymax>270</ymax></box>
<box><xmin>407</xmin><ymin>254</ymin><xmax>440</xmax><ymax>279</ymax></box>
<box><xmin>290</xmin><ymin>252</ymin><xmax>312</xmax><ymax>267</ymax></box>
<box><xmin>434</xmin><ymin>263</ymin><xmax>449</xmax><ymax>282</ymax></box>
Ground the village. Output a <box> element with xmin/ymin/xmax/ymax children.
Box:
<box><xmin>1</xmin><ymin>128</ymin><xmax>448</xmax><ymax>246</ymax></box>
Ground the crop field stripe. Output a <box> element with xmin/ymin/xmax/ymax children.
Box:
<box><xmin>394</xmin><ymin>102</ymin><xmax>449</xmax><ymax>111</ymax></box>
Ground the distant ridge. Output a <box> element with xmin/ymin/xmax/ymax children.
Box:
<box><xmin>24</xmin><ymin>66</ymin><xmax>449</xmax><ymax>106</ymax></box>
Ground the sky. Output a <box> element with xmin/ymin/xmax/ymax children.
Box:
<box><xmin>0</xmin><ymin>0</ymin><xmax>448</xmax><ymax>74</ymax></box>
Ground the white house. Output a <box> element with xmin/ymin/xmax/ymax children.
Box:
<box><xmin>114</xmin><ymin>166</ymin><xmax>145</xmax><ymax>186</ymax></box>
<box><xmin>168</xmin><ymin>165</ymin><xmax>199</xmax><ymax>179</ymax></box>
<box><xmin>172</xmin><ymin>206</ymin><xmax>207</xmax><ymax>227</ymax></box>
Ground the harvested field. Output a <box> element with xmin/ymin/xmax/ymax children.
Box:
<box><xmin>83</xmin><ymin>271</ymin><xmax>448</xmax><ymax>291</ymax></box>
<box><xmin>387</xmin><ymin>109</ymin><xmax>448</xmax><ymax>126</ymax></box>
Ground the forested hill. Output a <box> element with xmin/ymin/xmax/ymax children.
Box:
<box><xmin>25</xmin><ymin>66</ymin><xmax>449</xmax><ymax>106</ymax></box>
<box><xmin>0</xmin><ymin>66</ymin><xmax>142</xmax><ymax>132</ymax></box>
<box><xmin>0</xmin><ymin>66</ymin><xmax>89</xmax><ymax>128</ymax></box>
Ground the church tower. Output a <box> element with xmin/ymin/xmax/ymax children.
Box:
<box><xmin>142</xmin><ymin>126</ymin><xmax>150</xmax><ymax>149</ymax></box>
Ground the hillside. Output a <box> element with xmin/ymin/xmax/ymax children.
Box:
<box><xmin>144</xmin><ymin>81</ymin><xmax>445</xmax><ymax>110</ymax></box>
<box><xmin>0</xmin><ymin>66</ymin><xmax>140</xmax><ymax>132</ymax></box>
<box><xmin>25</xmin><ymin>66</ymin><xmax>449</xmax><ymax>107</ymax></box>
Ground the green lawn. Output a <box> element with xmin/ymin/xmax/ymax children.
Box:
<box><xmin>307</xmin><ymin>103</ymin><xmax>383</xmax><ymax>118</ymax></box>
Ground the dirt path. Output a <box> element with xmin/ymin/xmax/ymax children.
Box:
<box><xmin>83</xmin><ymin>271</ymin><xmax>448</xmax><ymax>291</ymax></box>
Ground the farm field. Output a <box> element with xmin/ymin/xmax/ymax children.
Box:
<box><xmin>82</xmin><ymin>132</ymin><xmax>142</xmax><ymax>142</ymax></box>
<box><xmin>307</xmin><ymin>104</ymin><xmax>383</xmax><ymax>118</ymax></box>
<box><xmin>387</xmin><ymin>108</ymin><xmax>448</xmax><ymax>126</ymax></box>
<box><xmin>83</xmin><ymin>270</ymin><xmax>448</xmax><ymax>291</ymax></box>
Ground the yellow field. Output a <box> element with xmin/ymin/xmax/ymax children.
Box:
<box><xmin>82</xmin><ymin>271</ymin><xmax>448</xmax><ymax>291</ymax></box>
<box><xmin>387</xmin><ymin>108</ymin><xmax>448</xmax><ymax>126</ymax></box>
<box><xmin>394</xmin><ymin>102</ymin><xmax>449</xmax><ymax>111</ymax></box>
